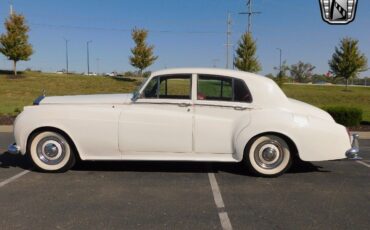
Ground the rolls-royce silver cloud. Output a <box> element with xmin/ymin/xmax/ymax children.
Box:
<box><xmin>8</xmin><ymin>68</ymin><xmax>360</xmax><ymax>176</ymax></box>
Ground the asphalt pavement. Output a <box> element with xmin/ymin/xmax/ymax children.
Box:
<box><xmin>0</xmin><ymin>131</ymin><xmax>369</xmax><ymax>230</ymax></box>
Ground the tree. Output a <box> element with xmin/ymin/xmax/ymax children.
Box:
<box><xmin>329</xmin><ymin>37</ymin><xmax>367</xmax><ymax>90</ymax></box>
<box><xmin>0</xmin><ymin>12</ymin><xmax>33</xmax><ymax>76</ymax></box>
<box><xmin>289</xmin><ymin>61</ymin><xmax>315</xmax><ymax>83</ymax></box>
<box><xmin>129</xmin><ymin>28</ymin><xmax>158</xmax><ymax>76</ymax></box>
<box><xmin>234</xmin><ymin>32</ymin><xmax>261</xmax><ymax>73</ymax></box>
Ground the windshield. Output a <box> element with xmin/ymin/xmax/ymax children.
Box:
<box><xmin>132</xmin><ymin>77</ymin><xmax>150</xmax><ymax>100</ymax></box>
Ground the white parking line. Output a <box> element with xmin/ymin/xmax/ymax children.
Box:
<box><xmin>357</xmin><ymin>161</ymin><xmax>370</xmax><ymax>168</ymax></box>
<box><xmin>208</xmin><ymin>173</ymin><xmax>233</xmax><ymax>230</ymax></box>
<box><xmin>0</xmin><ymin>170</ymin><xmax>30</xmax><ymax>188</ymax></box>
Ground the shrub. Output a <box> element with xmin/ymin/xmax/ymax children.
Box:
<box><xmin>323</xmin><ymin>106</ymin><xmax>362</xmax><ymax>127</ymax></box>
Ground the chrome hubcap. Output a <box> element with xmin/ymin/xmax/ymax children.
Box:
<box><xmin>254</xmin><ymin>140</ymin><xmax>284</xmax><ymax>169</ymax></box>
<box><xmin>36</xmin><ymin>136</ymin><xmax>66</xmax><ymax>165</ymax></box>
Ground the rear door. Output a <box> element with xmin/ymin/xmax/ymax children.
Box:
<box><xmin>194</xmin><ymin>74</ymin><xmax>252</xmax><ymax>154</ymax></box>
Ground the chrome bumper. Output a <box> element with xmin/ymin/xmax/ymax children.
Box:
<box><xmin>7</xmin><ymin>143</ymin><xmax>20</xmax><ymax>154</ymax></box>
<box><xmin>346</xmin><ymin>134</ymin><xmax>361</xmax><ymax>160</ymax></box>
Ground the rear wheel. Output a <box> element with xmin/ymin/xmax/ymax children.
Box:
<box><xmin>28</xmin><ymin>131</ymin><xmax>76</xmax><ymax>172</ymax></box>
<box><xmin>244</xmin><ymin>135</ymin><xmax>292</xmax><ymax>177</ymax></box>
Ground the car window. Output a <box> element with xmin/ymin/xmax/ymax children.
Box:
<box><xmin>198</xmin><ymin>75</ymin><xmax>232</xmax><ymax>101</ymax></box>
<box><xmin>142</xmin><ymin>75</ymin><xmax>192</xmax><ymax>99</ymax></box>
<box><xmin>197</xmin><ymin>75</ymin><xmax>252</xmax><ymax>103</ymax></box>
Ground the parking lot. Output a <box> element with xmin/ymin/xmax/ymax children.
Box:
<box><xmin>0</xmin><ymin>131</ymin><xmax>369</xmax><ymax>230</ymax></box>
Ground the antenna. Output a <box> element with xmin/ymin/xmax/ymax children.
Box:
<box><xmin>239</xmin><ymin>0</ymin><xmax>261</xmax><ymax>33</ymax></box>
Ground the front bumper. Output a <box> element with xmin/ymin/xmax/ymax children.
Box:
<box><xmin>346</xmin><ymin>134</ymin><xmax>361</xmax><ymax>160</ymax></box>
<box><xmin>7</xmin><ymin>143</ymin><xmax>20</xmax><ymax>154</ymax></box>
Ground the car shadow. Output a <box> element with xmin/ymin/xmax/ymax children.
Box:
<box><xmin>0</xmin><ymin>151</ymin><xmax>329</xmax><ymax>175</ymax></box>
<box><xmin>73</xmin><ymin>159</ymin><xmax>329</xmax><ymax>176</ymax></box>
<box><xmin>0</xmin><ymin>152</ymin><xmax>31</xmax><ymax>170</ymax></box>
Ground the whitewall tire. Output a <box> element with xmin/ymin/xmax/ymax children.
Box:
<box><xmin>245</xmin><ymin>135</ymin><xmax>292</xmax><ymax>177</ymax></box>
<box><xmin>28</xmin><ymin>131</ymin><xmax>76</xmax><ymax>172</ymax></box>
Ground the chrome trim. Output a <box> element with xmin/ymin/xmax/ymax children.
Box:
<box><xmin>7</xmin><ymin>143</ymin><xmax>20</xmax><ymax>154</ymax></box>
<box><xmin>346</xmin><ymin>134</ymin><xmax>361</xmax><ymax>160</ymax></box>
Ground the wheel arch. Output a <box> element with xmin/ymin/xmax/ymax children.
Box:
<box><xmin>26</xmin><ymin>126</ymin><xmax>81</xmax><ymax>160</ymax></box>
<box><xmin>242</xmin><ymin>131</ymin><xmax>300</xmax><ymax>161</ymax></box>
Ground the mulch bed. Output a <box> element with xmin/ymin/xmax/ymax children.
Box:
<box><xmin>1</xmin><ymin>115</ymin><xmax>369</xmax><ymax>131</ymax></box>
<box><xmin>0</xmin><ymin>116</ymin><xmax>16</xmax><ymax>125</ymax></box>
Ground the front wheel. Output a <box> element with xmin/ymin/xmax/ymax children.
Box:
<box><xmin>244</xmin><ymin>135</ymin><xmax>292</xmax><ymax>177</ymax></box>
<box><xmin>28</xmin><ymin>131</ymin><xmax>76</xmax><ymax>172</ymax></box>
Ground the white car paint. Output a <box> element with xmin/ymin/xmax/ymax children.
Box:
<box><xmin>13</xmin><ymin>68</ymin><xmax>352</xmax><ymax>163</ymax></box>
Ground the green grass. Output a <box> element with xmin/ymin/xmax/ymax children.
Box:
<box><xmin>281</xmin><ymin>84</ymin><xmax>370</xmax><ymax>122</ymax></box>
<box><xmin>1</xmin><ymin>72</ymin><xmax>369</xmax><ymax>122</ymax></box>
<box><xmin>0</xmin><ymin>71</ymin><xmax>141</xmax><ymax>115</ymax></box>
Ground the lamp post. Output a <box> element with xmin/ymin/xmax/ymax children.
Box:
<box><xmin>64</xmin><ymin>38</ymin><xmax>69</xmax><ymax>74</ymax></box>
<box><xmin>87</xmin><ymin>40</ymin><xmax>92</xmax><ymax>75</ymax></box>
<box><xmin>276</xmin><ymin>48</ymin><xmax>282</xmax><ymax>73</ymax></box>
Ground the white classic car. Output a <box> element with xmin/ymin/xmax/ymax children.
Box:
<box><xmin>8</xmin><ymin>68</ymin><xmax>360</xmax><ymax>176</ymax></box>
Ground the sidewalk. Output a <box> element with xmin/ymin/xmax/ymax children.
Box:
<box><xmin>1</xmin><ymin>125</ymin><xmax>370</xmax><ymax>139</ymax></box>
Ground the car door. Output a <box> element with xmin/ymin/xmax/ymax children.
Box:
<box><xmin>119</xmin><ymin>74</ymin><xmax>194</xmax><ymax>154</ymax></box>
<box><xmin>194</xmin><ymin>74</ymin><xmax>252</xmax><ymax>154</ymax></box>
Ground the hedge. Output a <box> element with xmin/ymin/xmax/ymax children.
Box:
<box><xmin>323</xmin><ymin>106</ymin><xmax>363</xmax><ymax>127</ymax></box>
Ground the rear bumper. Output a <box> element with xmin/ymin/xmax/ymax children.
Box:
<box><xmin>7</xmin><ymin>143</ymin><xmax>20</xmax><ymax>155</ymax></box>
<box><xmin>346</xmin><ymin>134</ymin><xmax>361</xmax><ymax>160</ymax></box>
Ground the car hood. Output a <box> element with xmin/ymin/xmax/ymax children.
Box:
<box><xmin>287</xmin><ymin>98</ymin><xmax>334</xmax><ymax>122</ymax></box>
<box><xmin>39</xmin><ymin>93</ymin><xmax>133</xmax><ymax>105</ymax></box>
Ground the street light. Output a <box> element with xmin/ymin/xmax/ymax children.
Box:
<box><xmin>87</xmin><ymin>40</ymin><xmax>92</xmax><ymax>75</ymax></box>
<box><xmin>63</xmin><ymin>38</ymin><xmax>69</xmax><ymax>74</ymax></box>
<box><xmin>276</xmin><ymin>48</ymin><xmax>282</xmax><ymax>73</ymax></box>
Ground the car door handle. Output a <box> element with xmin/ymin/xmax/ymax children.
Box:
<box><xmin>178</xmin><ymin>103</ymin><xmax>191</xmax><ymax>107</ymax></box>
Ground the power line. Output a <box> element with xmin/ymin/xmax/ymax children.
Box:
<box><xmin>30</xmin><ymin>23</ymin><xmax>243</xmax><ymax>35</ymax></box>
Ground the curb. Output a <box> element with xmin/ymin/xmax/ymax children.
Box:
<box><xmin>351</xmin><ymin>132</ymin><xmax>370</xmax><ymax>140</ymax></box>
<box><xmin>0</xmin><ymin>126</ymin><xmax>13</xmax><ymax>133</ymax></box>
<box><xmin>1</xmin><ymin>126</ymin><xmax>370</xmax><ymax>139</ymax></box>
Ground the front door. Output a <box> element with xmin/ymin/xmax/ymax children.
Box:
<box><xmin>119</xmin><ymin>74</ymin><xmax>193</xmax><ymax>154</ymax></box>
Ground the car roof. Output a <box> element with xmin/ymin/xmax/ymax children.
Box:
<box><xmin>151</xmin><ymin>67</ymin><xmax>268</xmax><ymax>82</ymax></box>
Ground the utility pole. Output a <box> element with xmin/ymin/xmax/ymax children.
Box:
<box><xmin>239</xmin><ymin>0</ymin><xmax>261</xmax><ymax>33</ymax></box>
<box><xmin>64</xmin><ymin>39</ymin><xmax>69</xmax><ymax>74</ymax></box>
<box><xmin>225</xmin><ymin>13</ymin><xmax>233</xmax><ymax>69</ymax></box>
<box><xmin>86</xmin><ymin>40</ymin><xmax>92</xmax><ymax>75</ymax></box>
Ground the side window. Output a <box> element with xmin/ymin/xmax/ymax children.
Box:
<box><xmin>234</xmin><ymin>78</ymin><xmax>252</xmax><ymax>103</ymax></box>
<box><xmin>197</xmin><ymin>75</ymin><xmax>252</xmax><ymax>103</ymax></box>
<box><xmin>198</xmin><ymin>75</ymin><xmax>232</xmax><ymax>101</ymax></box>
<box><xmin>159</xmin><ymin>75</ymin><xmax>191</xmax><ymax>99</ymax></box>
<box><xmin>142</xmin><ymin>75</ymin><xmax>192</xmax><ymax>99</ymax></box>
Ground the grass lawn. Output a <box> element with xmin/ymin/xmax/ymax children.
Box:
<box><xmin>0</xmin><ymin>71</ymin><xmax>369</xmax><ymax>122</ymax></box>
<box><xmin>0</xmin><ymin>71</ymin><xmax>141</xmax><ymax>115</ymax></box>
<box><xmin>282</xmin><ymin>84</ymin><xmax>370</xmax><ymax>122</ymax></box>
